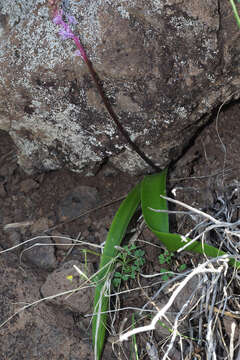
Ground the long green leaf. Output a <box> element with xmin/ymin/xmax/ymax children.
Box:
<box><xmin>141</xmin><ymin>170</ymin><xmax>240</xmax><ymax>268</ymax></box>
<box><xmin>92</xmin><ymin>183</ymin><xmax>141</xmax><ymax>359</ymax></box>
<box><xmin>229</xmin><ymin>0</ymin><xmax>240</xmax><ymax>29</ymax></box>
<box><xmin>141</xmin><ymin>169</ymin><xmax>169</xmax><ymax>233</ymax></box>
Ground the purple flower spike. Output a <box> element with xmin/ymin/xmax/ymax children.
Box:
<box><xmin>51</xmin><ymin>8</ymin><xmax>87</xmax><ymax>62</ymax></box>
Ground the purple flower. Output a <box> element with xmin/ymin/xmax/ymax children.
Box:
<box><xmin>75</xmin><ymin>49</ymin><xmax>82</xmax><ymax>56</ymax></box>
<box><xmin>74</xmin><ymin>49</ymin><xmax>87</xmax><ymax>59</ymax></box>
<box><xmin>53</xmin><ymin>10</ymin><xmax>64</xmax><ymax>25</ymax></box>
<box><xmin>59</xmin><ymin>25</ymin><xmax>74</xmax><ymax>39</ymax></box>
<box><xmin>52</xmin><ymin>9</ymin><xmax>87</xmax><ymax>62</ymax></box>
<box><xmin>67</xmin><ymin>15</ymin><xmax>77</xmax><ymax>24</ymax></box>
<box><xmin>53</xmin><ymin>10</ymin><xmax>75</xmax><ymax>40</ymax></box>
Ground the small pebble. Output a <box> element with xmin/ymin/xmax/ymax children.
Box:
<box><xmin>23</xmin><ymin>237</ymin><xmax>57</xmax><ymax>270</ymax></box>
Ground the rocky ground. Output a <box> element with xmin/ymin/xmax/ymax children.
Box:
<box><xmin>1</xmin><ymin>99</ymin><xmax>240</xmax><ymax>359</ymax></box>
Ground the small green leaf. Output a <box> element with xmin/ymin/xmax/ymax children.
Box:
<box><xmin>158</xmin><ymin>254</ymin><xmax>167</xmax><ymax>265</ymax></box>
<box><xmin>134</xmin><ymin>249</ymin><xmax>144</xmax><ymax>257</ymax></box>
<box><xmin>160</xmin><ymin>268</ymin><xmax>174</xmax><ymax>281</ymax></box>
<box><xmin>113</xmin><ymin>278</ymin><xmax>121</xmax><ymax>287</ymax></box>
<box><xmin>160</xmin><ymin>268</ymin><xmax>168</xmax><ymax>273</ymax></box>
<box><xmin>114</xmin><ymin>272</ymin><xmax>122</xmax><ymax>278</ymax></box>
<box><xmin>179</xmin><ymin>264</ymin><xmax>187</xmax><ymax>272</ymax></box>
<box><xmin>161</xmin><ymin>274</ymin><xmax>169</xmax><ymax>281</ymax></box>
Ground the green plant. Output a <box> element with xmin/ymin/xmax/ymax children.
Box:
<box><xmin>92</xmin><ymin>169</ymin><xmax>240</xmax><ymax>359</ymax></box>
<box><xmin>159</xmin><ymin>268</ymin><xmax>174</xmax><ymax>281</ymax></box>
<box><xmin>179</xmin><ymin>264</ymin><xmax>187</xmax><ymax>271</ymax></box>
<box><xmin>158</xmin><ymin>250</ymin><xmax>174</xmax><ymax>265</ymax></box>
<box><xmin>112</xmin><ymin>244</ymin><xmax>145</xmax><ymax>288</ymax></box>
<box><xmin>92</xmin><ymin>184</ymin><xmax>141</xmax><ymax>360</ymax></box>
<box><xmin>158</xmin><ymin>250</ymin><xmax>187</xmax><ymax>281</ymax></box>
<box><xmin>158</xmin><ymin>250</ymin><xmax>174</xmax><ymax>280</ymax></box>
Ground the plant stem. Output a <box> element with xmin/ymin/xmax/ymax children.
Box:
<box><xmin>84</xmin><ymin>57</ymin><xmax>161</xmax><ymax>172</ymax></box>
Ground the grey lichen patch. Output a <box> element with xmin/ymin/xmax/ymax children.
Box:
<box><xmin>169</xmin><ymin>15</ymin><xmax>201</xmax><ymax>35</ymax></box>
<box><xmin>1</xmin><ymin>1</ymin><xmax>44</xmax><ymax>27</ymax></box>
<box><xmin>10</xmin><ymin>104</ymin><xmax>102</xmax><ymax>173</ymax></box>
<box><xmin>181</xmin><ymin>0</ymin><xmax>219</xmax><ymax>29</ymax></box>
<box><xmin>8</xmin><ymin>80</ymin><xmax>103</xmax><ymax>172</ymax></box>
<box><xmin>173</xmin><ymin>105</ymin><xmax>188</xmax><ymax>120</ymax></box>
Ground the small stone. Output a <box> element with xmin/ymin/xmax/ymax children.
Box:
<box><xmin>20</xmin><ymin>179</ymin><xmax>39</xmax><ymax>193</ymax></box>
<box><xmin>23</xmin><ymin>237</ymin><xmax>57</xmax><ymax>270</ymax></box>
<box><xmin>51</xmin><ymin>231</ymin><xmax>73</xmax><ymax>250</ymax></box>
<box><xmin>0</xmin><ymin>231</ymin><xmax>21</xmax><ymax>251</ymax></box>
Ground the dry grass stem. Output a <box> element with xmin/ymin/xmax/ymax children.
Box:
<box><xmin>0</xmin><ymin>235</ymin><xmax>103</xmax><ymax>255</ymax></box>
<box><xmin>119</xmin><ymin>258</ymin><xmax>225</xmax><ymax>342</ymax></box>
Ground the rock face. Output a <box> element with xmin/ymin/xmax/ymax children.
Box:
<box><xmin>0</xmin><ymin>0</ymin><xmax>239</xmax><ymax>175</ymax></box>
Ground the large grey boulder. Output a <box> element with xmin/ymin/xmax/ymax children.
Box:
<box><xmin>0</xmin><ymin>0</ymin><xmax>239</xmax><ymax>175</ymax></box>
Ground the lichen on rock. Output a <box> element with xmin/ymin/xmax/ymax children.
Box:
<box><xmin>0</xmin><ymin>0</ymin><xmax>239</xmax><ymax>175</ymax></box>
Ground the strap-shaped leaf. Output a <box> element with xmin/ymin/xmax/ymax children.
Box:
<box><xmin>141</xmin><ymin>170</ymin><xmax>240</xmax><ymax>268</ymax></box>
<box><xmin>92</xmin><ymin>183</ymin><xmax>141</xmax><ymax>360</ymax></box>
<box><xmin>141</xmin><ymin>169</ymin><xmax>169</xmax><ymax>233</ymax></box>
